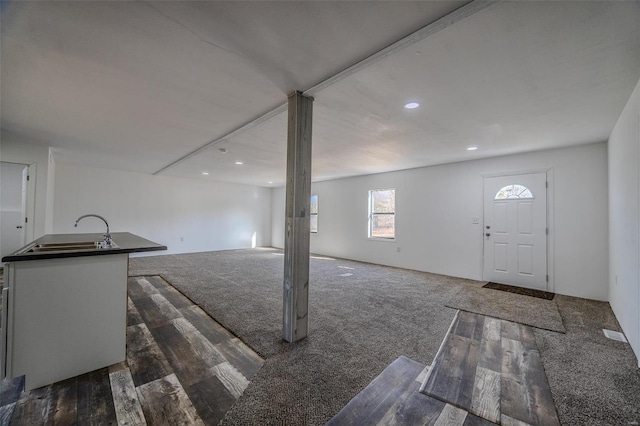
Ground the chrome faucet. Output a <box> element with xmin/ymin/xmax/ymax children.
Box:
<box><xmin>74</xmin><ymin>214</ymin><xmax>115</xmax><ymax>248</ymax></box>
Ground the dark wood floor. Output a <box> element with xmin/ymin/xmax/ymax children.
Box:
<box><xmin>327</xmin><ymin>355</ymin><xmax>495</xmax><ymax>426</ymax></box>
<box><xmin>329</xmin><ymin>311</ymin><xmax>561</xmax><ymax>426</ymax></box>
<box><xmin>421</xmin><ymin>310</ymin><xmax>560</xmax><ymax>425</ymax></box>
<box><xmin>9</xmin><ymin>275</ymin><xmax>264</xmax><ymax>425</ymax></box>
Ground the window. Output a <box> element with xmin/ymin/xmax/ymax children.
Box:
<box><xmin>310</xmin><ymin>195</ymin><xmax>318</xmax><ymax>233</ymax></box>
<box><xmin>494</xmin><ymin>184</ymin><xmax>534</xmax><ymax>200</ymax></box>
<box><xmin>369</xmin><ymin>189</ymin><xmax>395</xmax><ymax>239</ymax></box>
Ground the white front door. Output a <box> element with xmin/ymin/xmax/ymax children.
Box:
<box><xmin>483</xmin><ymin>172</ymin><xmax>547</xmax><ymax>290</ymax></box>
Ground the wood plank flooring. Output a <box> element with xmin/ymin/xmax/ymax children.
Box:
<box><xmin>420</xmin><ymin>311</ymin><xmax>560</xmax><ymax>426</ymax></box>
<box><xmin>9</xmin><ymin>275</ymin><xmax>264</xmax><ymax>425</ymax></box>
<box><xmin>327</xmin><ymin>356</ymin><xmax>495</xmax><ymax>426</ymax></box>
<box><xmin>0</xmin><ymin>376</ymin><xmax>24</xmax><ymax>424</ymax></box>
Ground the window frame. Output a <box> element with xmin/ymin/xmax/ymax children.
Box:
<box><xmin>494</xmin><ymin>184</ymin><xmax>535</xmax><ymax>200</ymax></box>
<box><xmin>368</xmin><ymin>188</ymin><xmax>396</xmax><ymax>240</ymax></box>
<box><xmin>310</xmin><ymin>194</ymin><xmax>318</xmax><ymax>234</ymax></box>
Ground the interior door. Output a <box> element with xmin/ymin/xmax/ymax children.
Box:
<box><xmin>0</xmin><ymin>162</ymin><xmax>29</xmax><ymax>257</ymax></box>
<box><xmin>483</xmin><ymin>172</ymin><xmax>547</xmax><ymax>290</ymax></box>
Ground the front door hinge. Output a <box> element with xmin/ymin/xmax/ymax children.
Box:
<box><xmin>25</xmin><ymin>217</ymin><xmax>28</xmax><ymax>223</ymax></box>
<box><xmin>545</xmin><ymin>181</ymin><xmax>548</xmax><ymax>188</ymax></box>
<box><xmin>546</xmin><ymin>228</ymin><xmax>549</xmax><ymax>235</ymax></box>
<box><xmin>546</xmin><ymin>274</ymin><xmax>549</xmax><ymax>282</ymax></box>
<box><xmin>26</xmin><ymin>175</ymin><xmax>30</xmax><ymax>181</ymax></box>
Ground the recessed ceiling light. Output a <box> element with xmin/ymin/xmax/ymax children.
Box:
<box><xmin>202</xmin><ymin>172</ymin><xmax>209</xmax><ymax>175</ymax></box>
<box><xmin>235</xmin><ymin>161</ymin><xmax>243</xmax><ymax>165</ymax></box>
<box><xmin>467</xmin><ymin>146</ymin><xmax>478</xmax><ymax>151</ymax></box>
<box><xmin>268</xmin><ymin>181</ymin><xmax>273</xmax><ymax>184</ymax></box>
<box><xmin>404</xmin><ymin>102</ymin><xmax>420</xmax><ymax>110</ymax></box>
<box><xmin>219</xmin><ymin>148</ymin><xmax>228</xmax><ymax>153</ymax></box>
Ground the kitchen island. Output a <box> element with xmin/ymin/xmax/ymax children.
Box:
<box><xmin>1</xmin><ymin>232</ymin><xmax>166</xmax><ymax>390</ymax></box>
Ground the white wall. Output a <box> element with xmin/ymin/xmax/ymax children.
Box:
<box><xmin>0</xmin><ymin>131</ymin><xmax>53</xmax><ymax>239</ymax></box>
<box><xmin>272</xmin><ymin>143</ymin><xmax>609</xmax><ymax>301</ymax></box>
<box><xmin>271</xmin><ymin>186</ymin><xmax>286</xmax><ymax>250</ymax></box>
<box><xmin>608</xmin><ymin>77</ymin><xmax>640</xmax><ymax>366</ymax></box>
<box><xmin>54</xmin><ymin>163</ymin><xmax>272</xmax><ymax>256</ymax></box>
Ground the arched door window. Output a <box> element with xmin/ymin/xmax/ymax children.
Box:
<box><xmin>494</xmin><ymin>184</ymin><xmax>534</xmax><ymax>200</ymax></box>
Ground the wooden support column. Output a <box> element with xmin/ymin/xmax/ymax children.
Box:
<box><xmin>283</xmin><ymin>91</ymin><xmax>313</xmax><ymax>343</ymax></box>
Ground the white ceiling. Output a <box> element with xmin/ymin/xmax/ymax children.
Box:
<box><xmin>2</xmin><ymin>1</ymin><xmax>639</xmax><ymax>187</ymax></box>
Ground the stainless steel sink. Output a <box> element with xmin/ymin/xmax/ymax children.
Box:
<box><xmin>29</xmin><ymin>242</ymin><xmax>98</xmax><ymax>253</ymax></box>
<box><xmin>23</xmin><ymin>241</ymin><xmax>119</xmax><ymax>253</ymax></box>
<box><xmin>38</xmin><ymin>241</ymin><xmax>98</xmax><ymax>248</ymax></box>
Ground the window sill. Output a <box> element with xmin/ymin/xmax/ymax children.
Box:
<box><xmin>368</xmin><ymin>237</ymin><xmax>396</xmax><ymax>243</ymax></box>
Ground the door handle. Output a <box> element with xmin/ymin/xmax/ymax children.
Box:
<box><xmin>16</xmin><ymin>226</ymin><xmax>22</xmax><ymax>229</ymax></box>
<box><xmin>485</xmin><ymin>233</ymin><xmax>491</xmax><ymax>237</ymax></box>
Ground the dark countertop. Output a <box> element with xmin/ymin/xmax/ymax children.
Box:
<box><xmin>2</xmin><ymin>232</ymin><xmax>167</xmax><ymax>262</ymax></box>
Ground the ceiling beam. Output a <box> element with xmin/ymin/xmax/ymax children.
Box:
<box><xmin>303</xmin><ymin>0</ymin><xmax>499</xmax><ymax>97</ymax></box>
<box><xmin>153</xmin><ymin>0</ymin><xmax>500</xmax><ymax>176</ymax></box>
<box><xmin>153</xmin><ymin>105</ymin><xmax>286</xmax><ymax>176</ymax></box>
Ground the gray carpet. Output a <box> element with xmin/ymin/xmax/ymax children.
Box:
<box><xmin>130</xmin><ymin>248</ymin><xmax>640</xmax><ymax>426</ymax></box>
<box><xmin>535</xmin><ymin>296</ymin><xmax>640</xmax><ymax>426</ymax></box>
<box><xmin>446</xmin><ymin>284</ymin><xmax>566</xmax><ymax>333</ymax></box>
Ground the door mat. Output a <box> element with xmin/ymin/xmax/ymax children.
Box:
<box><xmin>483</xmin><ymin>282</ymin><xmax>555</xmax><ymax>300</ymax></box>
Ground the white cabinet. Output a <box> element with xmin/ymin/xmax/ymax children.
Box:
<box><xmin>2</xmin><ymin>253</ymin><xmax>128</xmax><ymax>390</ymax></box>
